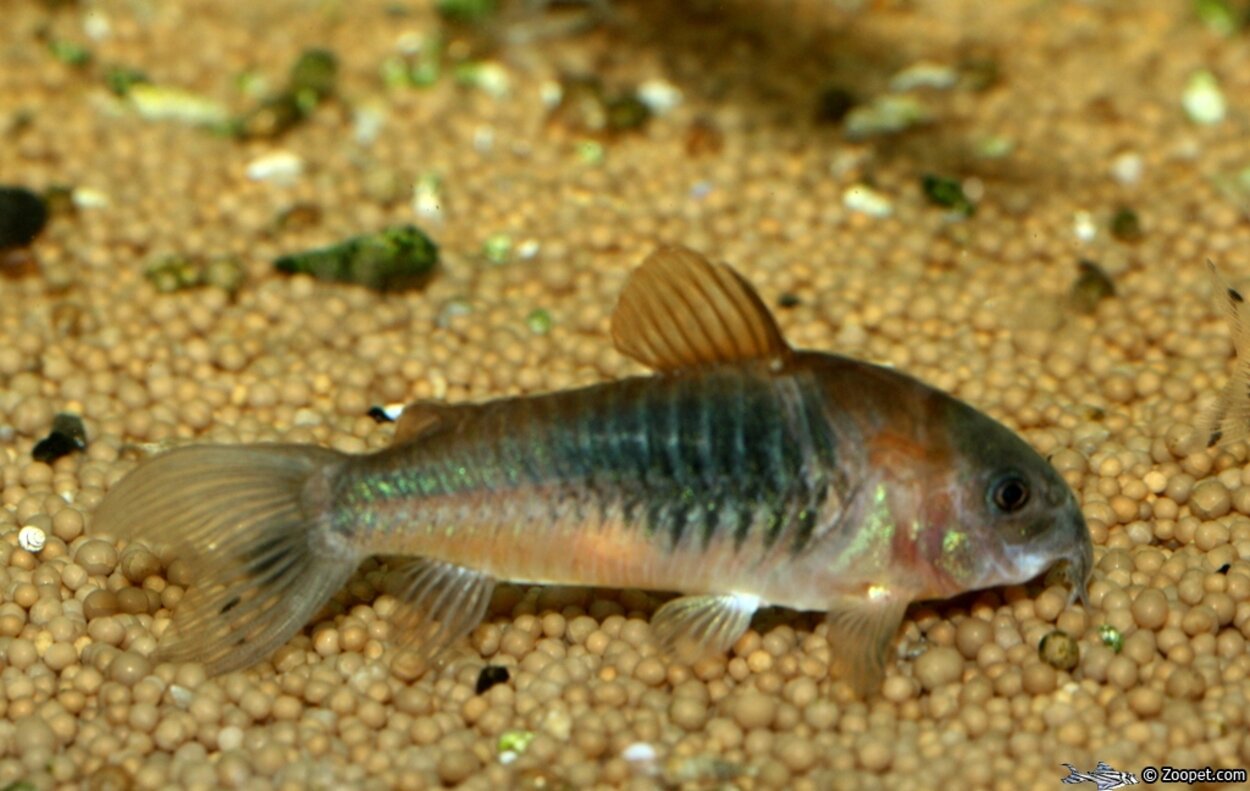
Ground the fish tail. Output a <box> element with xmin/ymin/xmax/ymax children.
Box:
<box><xmin>91</xmin><ymin>444</ymin><xmax>362</xmax><ymax>675</ymax></box>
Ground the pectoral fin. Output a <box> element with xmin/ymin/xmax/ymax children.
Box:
<box><xmin>385</xmin><ymin>557</ymin><xmax>496</xmax><ymax>663</ymax></box>
<box><xmin>650</xmin><ymin>592</ymin><xmax>761</xmax><ymax>661</ymax></box>
<box><xmin>824</xmin><ymin>592</ymin><xmax>909</xmax><ymax>697</ymax></box>
<box><xmin>611</xmin><ymin>245</ymin><xmax>791</xmax><ymax>373</ymax></box>
<box><xmin>1202</xmin><ymin>260</ymin><xmax>1250</xmax><ymax>447</ymax></box>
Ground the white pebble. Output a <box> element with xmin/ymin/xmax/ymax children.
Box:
<box><xmin>18</xmin><ymin>526</ymin><xmax>46</xmax><ymax>553</ymax></box>
<box><xmin>843</xmin><ymin>184</ymin><xmax>894</xmax><ymax>218</ymax></box>
<box><xmin>638</xmin><ymin>79</ymin><xmax>682</xmax><ymax>114</ymax></box>
<box><xmin>1182</xmin><ymin>70</ymin><xmax>1226</xmax><ymax>125</ymax></box>
<box><xmin>1072</xmin><ymin>210</ymin><xmax>1097</xmax><ymax>242</ymax></box>
<box><xmin>1110</xmin><ymin>151</ymin><xmax>1144</xmax><ymax>185</ymax></box>
<box><xmin>622</xmin><ymin>742</ymin><xmax>657</xmax><ymax>763</ymax></box>
<box><xmin>246</xmin><ymin>151</ymin><xmax>304</xmax><ymax>184</ymax></box>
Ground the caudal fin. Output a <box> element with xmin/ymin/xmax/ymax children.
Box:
<box><xmin>92</xmin><ymin>444</ymin><xmax>361</xmax><ymax>675</ymax></box>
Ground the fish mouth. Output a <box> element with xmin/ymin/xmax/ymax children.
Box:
<box><xmin>1058</xmin><ymin>510</ymin><xmax>1093</xmax><ymax>606</ymax></box>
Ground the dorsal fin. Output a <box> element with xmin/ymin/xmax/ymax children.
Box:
<box><xmin>610</xmin><ymin>245</ymin><xmax>790</xmax><ymax>373</ymax></box>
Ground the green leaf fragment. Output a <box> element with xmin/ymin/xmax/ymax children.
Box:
<box><xmin>274</xmin><ymin>224</ymin><xmax>439</xmax><ymax>292</ymax></box>
<box><xmin>49</xmin><ymin>39</ymin><xmax>91</xmax><ymax>66</ymax></box>
<box><xmin>497</xmin><ymin>729</ymin><xmax>536</xmax><ymax>754</ymax></box>
<box><xmin>437</xmin><ymin>0</ymin><xmax>498</xmax><ymax>24</ymax></box>
<box><xmin>576</xmin><ymin>140</ymin><xmax>605</xmax><ymax>165</ymax></box>
<box><xmin>482</xmin><ymin>233</ymin><xmax>513</xmax><ymax>264</ymax></box>
<box><xmin>525</xmin><ymin>308</ymin><xmax>552</xmax><ymax>335</ymax></box>
<box><xmin>104</xmin><ymin>66</ymin><xmax>149</xmax><ymax>97</ymax></box>
<box><xmin>1194</xmin><ymin>0</ymin><xmax>1243</xmax><ymax>34</ymax></box>
<box><xmin>1097</xmin><ymin>624</ymin><xmax>1123</xmax><ymax>654</ymax></box>
<box><xmin>921</xmin><ymin>174</ymin><xmax>975</xmax><ymax>216</ymax></box>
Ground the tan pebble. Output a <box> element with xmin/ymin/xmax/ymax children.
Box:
<box><xmin>914</xmin><ymin>646</ymin><xmax>963</xmax><ymax>690</ymax></box>
<box><xmin>1127</xmin><ymin>687</ymin><xmax>1162</xmax><ymax>717</ymax></box>
<box><xmin>670</xmin><ymin>696</ymin><xmax>708</xmax><ymax>731</ymax></box>
<box><xmin>775</xmin><ymin>734</ymin><xmax>819</xmax><ymax>772</ymax></box>
<box><xmin>955</xmin><ymin>618</ymin><xmax>991</xmax><ymax>659</ymax></box>
<box><xmin>857</xmin><ymin>737</ymin><xmax>893</xmax><ymax>771</ymax></box>
<box><xmin>1189</xmin><ymin>479</ymin><xmax>1230</xmax><ymax>519</ymax></box>
<box><xmin>1131</xmin><ymin>588</ymin><xmax>1168</xmax><ymax>630</ymax></box>
<box><xmin>75</xmin><ymin>540</ymin><xmax>119</xmax><ymax>576</ymax></box>
<box><xmin>436</xmin><ymin>749</ymin><xmax>480</xmax><ymax>784</ymax></box>
<box><xmin>729</xmin><ymin>691</ymin><xmax>777</xmax><ymax>729</ymax></box>
<box><xmin>1021</xmin><ymin>662</ymin><xmax>1056</xmax><ymax>694</ymax></box>
<box><xmin>116</xmin><ymin>587</ymin><xmax>150</xmax><ymax>615</ymax></box>
<box><xmin>108</xmin><ymin>651</ymin><xmax>152</xmax><ymax>685</ymax></box>
<box><xmin>82</xmin><ymin>589</ymin><xmax>119</xmax><ymax>620</ymax></box>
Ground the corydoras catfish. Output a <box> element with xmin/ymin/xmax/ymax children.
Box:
<box><xmin>92</xmin><ymin>245</ymin><xmax>1092</xmax><ymax>693</ymax></box>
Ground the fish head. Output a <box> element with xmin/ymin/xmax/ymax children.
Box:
<box><xmin>927</xmin><ymin>398</ymin><xmax>1092</xmax><ymax>604</ymax></box>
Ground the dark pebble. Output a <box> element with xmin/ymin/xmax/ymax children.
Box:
<box><xmin>475</xmin><ymin>665</ymin><xmax>510</xmax><ymax>694</ymax></box>
<box><xmin>0</xmin><ymin>186</ymin><xmax>49</xmax><ymax>250</ymax></box>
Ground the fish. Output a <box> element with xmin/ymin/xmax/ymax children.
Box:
<box><xmin>91</xmin><ymin>244</ymin><xmax>1092</xmax><ymax>692</ymax></box>
<box><xmin>1061</xmin><ymin>762</ymin><xmax>1140</xmax><ymax>790</ymax></box>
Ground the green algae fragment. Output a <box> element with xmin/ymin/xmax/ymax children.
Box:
<box><xmin>605</xmin><ymin>95</ymin><xmax>651</xmax><ymax>133</ymax></box>
<box><xmin>1069</xmin><ymin>259</ymin><xmax>1116</xmax><ymax>315</ymax></box>
<box><xmin>525</xmin><ymin>308</ymin><xmax>552</xmax><ymax>335</ymax></box>
<box><xmin>975</xmin><ymin>134</ymin><xmax>1015</xmax><ymax>159</ymax></box>
<box><xmin>49</xmin><ymin>39</ymin><xmax>91</xmax><ymax>67</ymax></box>
<box><xmin>289</xmin><ymin>49</ymin><xmax>338</xmax><ymax>104</ymax></box>
<box><xmin>104</xmin><ymin>65</ymin><xmax>149</xmax><ymax>97</ymax></box>
<box><xmin>576</xmin><ymin>139</ymin><xmax>605</xmax><ymax>165</ymax></box>
<box><xmin>1109</xmin><ymin>207</ymin><xmax>1143</xmax><ymax>242</ymax></box>
<box><xmin>145</xmin><ymin>254</ymin><xmax>203</xmax><ymax>293</ymax></box>
<box><xmin>482</xmin><ymin>233</ymin><xmax>513</xmax><ymax>265</ymax></box>
<box><xmin>437</xmin><ymin>0</ymin><xmax>498</xmax><ymax>24</ymax></box>
<box><xmin>454</xmin><ymin>61</ymin><xmax>511</xmax><ymax>98</ymax></box>
<box><xmin>202</xmin><ymin>256</ymin><xmax>246</xmax><ymax>296</ymax></box>
<box><xmin>843</xmin><ymin>95</ymin><xmax>931</xmax><ymax>140</ymax></box>
<box><xmin>497</xmin><ymin>729</ymin><xmax>535</xmax><ymax>754</ymax></box>
<box><xmin>1194</xmin><ymin>0</ymin><xmax>1243</xmax><ymax>34</ymax></box>
<box><xmin>1039</xmin><ymin>629</ymin><xmax>1080</xmax><ymax>671</ymax></box>
<box><xmin>1097</xmin><ymin>624</ymin><xmax>1124</xmax><ymax>654</ymax></box>
<box><xmin>274</xmin><ymin>225</ymin><xmax>438</xmax><ymax>292</ymax></box>
<box><xmin>921</xmin><ymin>174</ymin><xmax>975</xmax><ymax>217</ymax></box>
<box><xmin>234</xmin><ymin>48</ymin><xmax>339</xmax><ymax>138</ymax></box>
<box><xmin>144</xmin><ymin>254</ymin><xmax>244</xmax><ymax>296</ymax></box>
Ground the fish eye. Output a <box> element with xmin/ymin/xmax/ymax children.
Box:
<box><xmin>990</xmin><ymin>473</ymin><xmax>1030</xmax><ymax>514</ymax></box>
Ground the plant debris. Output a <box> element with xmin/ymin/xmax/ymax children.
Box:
<box><xmin>0</xmin><ymin>186</ymin><xmax>50</xmax><ymax>251</ymax></box>
<box><xmin>475</xmin><ymin>665</ymin><xmax>510</xmax><ymax>694</ymax></box>
<box><xmin>234</xmin><ymin>49</ymin><xmax>339</xmax><ymax>139</ymax></box>
<box><xmin>921</xmin><ymin>174</ymin><xmax>975</xmax><ymax>217</ymax></box>
<box><xmin>274</xmin><ymin>225</ymin><xmax>439</xmax><ymax>292</ymax></box>
<box><xmin>1109</xmin><ymin>207</ymin><xmax>1143</xmax><ymax>242</ymax></box>
<box><xmin>145</xmin><ymin>254</ymin><xmax>245</xmax><ymax>296</ymax></box>
<box><xmin>1039</xmin><ymin>629</ymin><xmax>1080</xmax><ymax>671</ymax></box>
<box><xmin>32</xmin><ymin>413</ymin><xmax>88</xmax><ymax>464</ymax></box>
<box><xmin>1069</xmin><ymin>259</ymin><xmax>1116</xmax><ymax>314</ymax></box>
<box><xmin>547</xmin><ymin>75</ymin><xmax>653</xmax><ymax>136</ymax></box>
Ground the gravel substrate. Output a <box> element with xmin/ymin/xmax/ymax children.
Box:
<box><xmin>2</xmin><ymin>1</ymin><xmax>1250</xmax><ymax>789</ymax></box>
